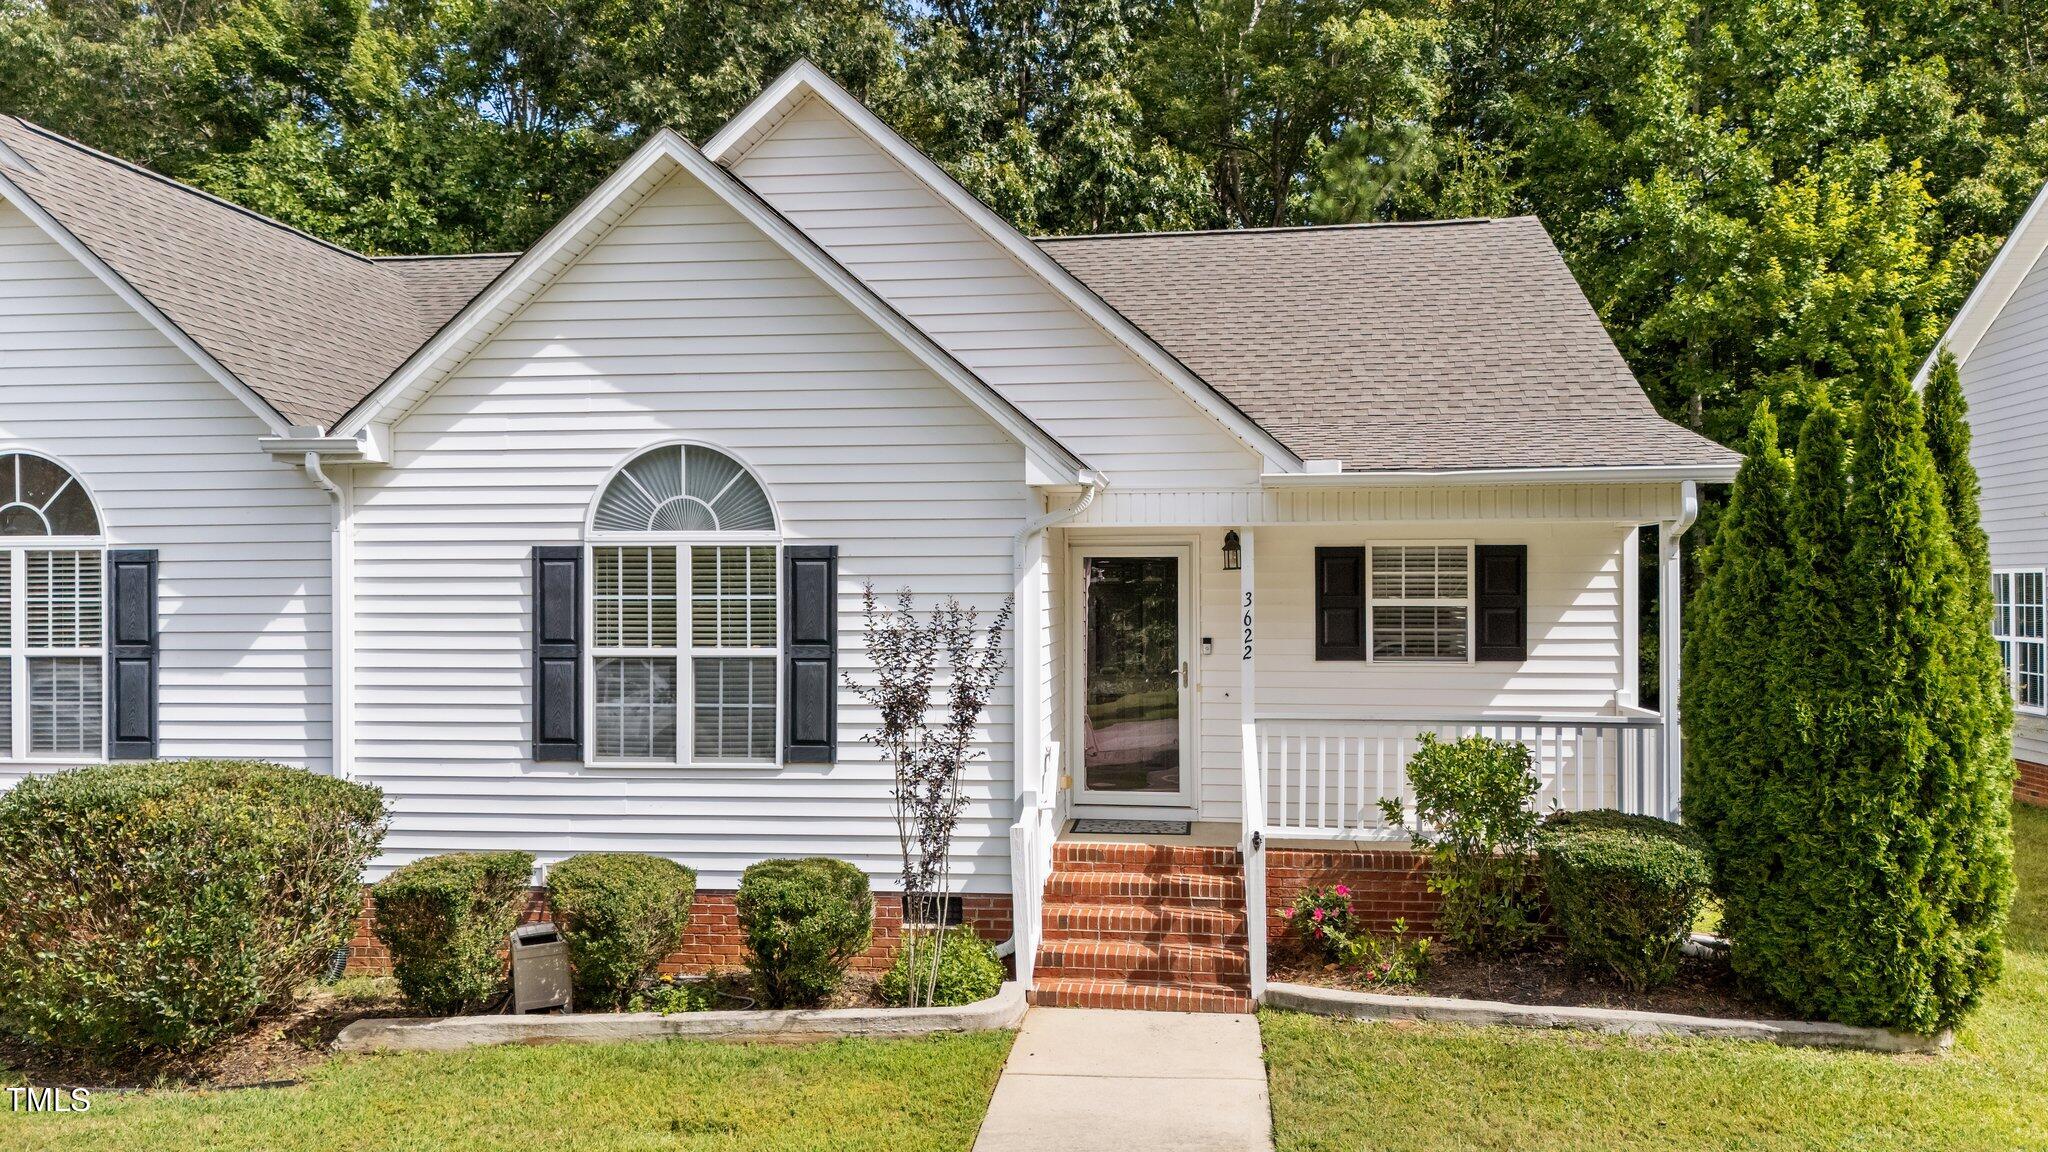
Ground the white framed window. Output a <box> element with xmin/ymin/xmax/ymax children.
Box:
<box><xmin>1368</xmin><ymin>543</ymin><xmax>1473</xmax><ymax>662</ymax></box>
<box><xmin>1993</xmin><ymin>569</ymin><xmax>2046</xmax><ymax>715</ymax></box>
<box><xmin>0</xmin><ymin>452</ymin><xmax>105</xmax><ymax>760</ymax></box>
<box><xmin>586</xmin><ymin>444</ymin><xmax>779</xmax><ymax>766</ymax></box>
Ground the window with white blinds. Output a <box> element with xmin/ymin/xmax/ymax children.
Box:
<box><xmin>1368</xmin><ymin>544</ymin><xmax>1473</xmax><ymax>661</ymax></box>
<box><xmin>590</xmin><ymin>543</ymin><xmax>777</xmax><ymax>764</ymax></box>
<box><xmin>0</xmin><ymin>452</ymin><xmax>104</xmax><ymax>759</ymax></box>
<box><xmin>1994</xmin><ymin>570</ymin><xmax>2047</xmax><ymax>714</ymax></box>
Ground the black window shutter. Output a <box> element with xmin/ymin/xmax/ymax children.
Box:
<box><xmin>105</xmin><ymin>549</ymin><xmax>158</xmax><ymax>759</ymax></box>
<box><xmin>784</xmin><ymin>545</ymin><xmax>838</xmax><ymax>763</ymax></box>
<box><xmin>532</xmin><ymin>546</ymin><xmax>583</xmax><ymax>762</ymax></box>
<box><xmin>1314</xmin><ymin>547</ymin><xmax>1367</xmax><ymax>660</ymax></box>
<box><xmin>1475</xmin><ymin>544</ymin><xmax>1528</xmax><ymax>662</ymax></box>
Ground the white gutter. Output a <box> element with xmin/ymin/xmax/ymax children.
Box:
<box><xmin>1658</xmin><ymin>480</ymin><xmax>1699</xmax><ymax>821</ymax></box>
<box><xmin>1261</xmin><ymin>463</ymin><xmax>1741</xmax><ymax>487</ymax></box>
<box><xmin>302</xmin><ymin>453</ymin><xmax>353</xmax><ymax>779</ymax></box>
<box><xmin>259</xmin><ymin>435</ymin><xmax>365</xmax><ymax>461</ymax></box>
<box><xmin>1011</xmin><ymin>474</ymin><xmax>1105</xmax><ymax>567</ymax></box>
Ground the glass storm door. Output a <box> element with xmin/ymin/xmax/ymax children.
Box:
<box><xmin>1075</xmin><ymin>547</ymin><xmax>1193</xmax><ymax>810</ymax></box>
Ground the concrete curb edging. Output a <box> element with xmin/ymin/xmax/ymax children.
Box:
<box><xmin>1264</xmin><ymin>982</ymin><xmax>1951</xmax><ymax>1055</ymax></box>
<box><xmin>333</xmin><ymin>981</ymin><xmax>1028</xmax><ymax>1054</ymax></box>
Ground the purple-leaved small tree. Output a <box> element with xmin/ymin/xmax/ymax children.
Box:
<box><xmin>845</xmin><ymin>585</ymin><xmax>1013</xmax><ymax>1007</ymax></box>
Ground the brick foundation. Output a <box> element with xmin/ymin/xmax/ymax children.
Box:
<box><xmin>1263</xmin><ymin>847</ymin><xmax>1440</xmax><ymax>953</ymax></box>
<box><xmin>2018</xmin><ymin>759</ymin><xmax>2048</xmax><ymax>808</ymax></box>
<box><xmin>343</xmin><ymin>888</ymin><xmax>1012</xmax><ymax>978</ymax></box>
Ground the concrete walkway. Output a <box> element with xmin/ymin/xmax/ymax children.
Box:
<box><xmin>973</xmin><ymin>1008</ymin><xmax>1274</xmax><ymax>1151</ymax></box>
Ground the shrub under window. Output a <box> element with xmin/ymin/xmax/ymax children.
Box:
<box><xmin>545</xmin><ymin>852</ymin><xmax>697</xmax><ymax>1010</ymax></box>
<box><xmin>735</xmin><ymin>857</ymin><xmax>873</xmax><ymax>1007</ymax></box>
<box><xmin>0</xmin><ymin>760</ymin><xmax>385</xmax><ymax>1061</ymax></box>
<box><xmin>373</xmin><ymin>851</ymin><xmax>534</xmax><ymax>1014</ymax></box>
<box><xmin>1381</xmin><ymin>732</ymin><xmax>1543</xmax><ymax>956</ymax></box>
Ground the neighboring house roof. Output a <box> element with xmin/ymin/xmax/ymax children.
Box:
<box><xmin>1037</xmin><ymin>220</ymin><xmax>1738</xmax><ymax>473</ymax></box>
<box><xmin>0</xmin><ymin>115</ymin><xmax>509</xmax><ymax>429</ymax></box>
<box><xmin>1917</xmin><ymin>178</ymin><xmax>2048</xmax><ymax>386</ymax></box>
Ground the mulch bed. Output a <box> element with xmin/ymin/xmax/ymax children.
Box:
<box><xmin>0</xmin><ymin>979</ymin><xmax>418</xmax><ymax>1092</ymax></box>
<box><xmin>1272</xmin><ymin>943</ymin><xmax>1794</xmax><ymax>1021</ymax></box>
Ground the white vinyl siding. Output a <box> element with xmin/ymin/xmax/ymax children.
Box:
<box><xmin>349</xmin><ymin>169</ymin><xmax>1028</xmax><ymax>888</ymax></box>
<box><xmin>1957</xmin><ymin>241</ymin><xmax>2048</xmax><ymax>760</ymax></box>
<box><xmin>727</xmin><ymin>98</ymin><xmax>1265</xmax><ymax>489</ymax></box>
<box><xmin>0</xmin><ymin>206</ymin><xmax>332</xmax><ymax>783</ymax></box>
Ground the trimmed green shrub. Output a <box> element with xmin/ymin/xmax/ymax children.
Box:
<box><xmin>0</xmin><ymin>760</ymin><xmax>385</xmax><ymax>1060</ymax></box>
<box><xmin>373</xmin><ymin>851</ymin><xmax>533</xmax><ymax>1014</ymax></box>
<box><xmin>734</xmin><ymin>857</ymin><xmax>873</xmax><ymax>1007</ymax></box>
<box><xmin>545</xmin><ymin>852</ymin><xmax>697</xmax><ymax>1010</ymax></box>
<box><xmin>1380</xmin><ymin>733</ymin><xmax>1543</xmax><ymax>956</ymax></box>
<box><xmin>1537</xmin><ymin>810</ymin><xmax>1711</xmax><ymax>992</ymax></box>
<box><xmin>879</xmin><ymin>927</ymin><xmax>1003</xmax><ymax>1007</ymax></box>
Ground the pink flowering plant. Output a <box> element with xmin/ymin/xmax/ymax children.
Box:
<box><xmin>1285</xmin><ymin>886</ymin><xmax>1431</xmax><ymax>986</ymax></box>
<box><xmin>1285</xmin><ymin>885</ymin><xmax>1358</xmax><ymax>963</ymax></box>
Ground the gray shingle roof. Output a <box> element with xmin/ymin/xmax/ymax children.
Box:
<box><xmin>1036</xmin><ymin>218</ymin><xmax>1739</xmax><ymax>472</ymax></box>
<box><xmin>0</xmin><ymin>116</ymin><xmax>511</xmax><ymax>429</ymax></box>
<box><xmin>0</xmin><ymin>114</ymin><xmax>1734</xmax><ymax>474</ymax></box>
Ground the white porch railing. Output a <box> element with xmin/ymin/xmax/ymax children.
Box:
<box><xmin>1007</xmin><ymin>740</ymin><xmax>1066</xmax><ymax>988</ymax></box>
<box><xmin>1256</xmin><ymin>715</ymin><xmax>1669</xmax><ymax>841</ymax></box>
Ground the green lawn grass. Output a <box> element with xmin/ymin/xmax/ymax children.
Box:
<box><xmin>0</xmin><ymin>1029</ymin><xmax>1014</xmax><ymax>1151</ymax></box>
<box><xmin>1261</xmin><ymin>802</ymin><xmax>2048</xmax><ymax>1152</ymax></box>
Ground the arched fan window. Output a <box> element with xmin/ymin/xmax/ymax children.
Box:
<box><xmin>586</xmin><ymin>444</ymin><xmax>778</xmax><ymax>767</ymax></box>
<box><xmin>0</xmin><ymin>452</ymin><xmax>100</xmax><ymax>537</ymax></box>
<box><xmin>592</xmin><ymin>445</ymin><xmax>774</xmax><ymax>534</ymax></box>
<box><xmin>0</xmin><ymin>452</ymin><xmax>105</xmax><ymax>760</ymax></box>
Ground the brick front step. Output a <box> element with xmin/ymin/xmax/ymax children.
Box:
<box><xmin>1052</xmin><ymin>843</ymin><xmax>1242</xmax><ymax>872</ymax></box>
<box><xmin>1041</xmin><ymin>902</ymin><xmax>1247</xmax><ymax>944</ymax></box>
<box><xmin>1043</xmin><ymin>870</ymin><xmax>1244</xmax><ymax>904</ymax></box>
<box><xmin>1036</xmin><ymin>939</ymin><xmax>1250</xmax><ymax>983</ymax></box>
<box><xmin>1028</xmin><ymin>977</ymin><xmax>1254</xmax><ymax>1014</ymax></box>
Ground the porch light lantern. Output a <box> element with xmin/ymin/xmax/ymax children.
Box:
<box><xmin>1222</xmin><ymin>530</ymin><xmax>1242</xmax><ymax>571</ymax></box>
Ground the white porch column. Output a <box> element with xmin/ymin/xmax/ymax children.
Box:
<box><xmin>1239</xmin><ymin>528</ymin><xmax>1266</xmax><ymax>999</ymax></box>
<box><xmin>1658</xmin><ymin>482</ymin><xmax>1700</xmax><ymax>821</ymax></box>
<box><xmin>1009</xmin><ymin>527</ymin><xmax>1048</xmax><ymax>988</ymax></box>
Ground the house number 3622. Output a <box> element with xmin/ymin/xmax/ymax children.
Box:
<box><xmin>1242</xmin><ymin>592</ymin><xmax>1254</xmax><ymax>659</ymax></box>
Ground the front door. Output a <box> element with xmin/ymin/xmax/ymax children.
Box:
<box><xmin>1072</xmin><ymin>545</ymin><xmax>1195</xmax><ymax>813</ymax></box>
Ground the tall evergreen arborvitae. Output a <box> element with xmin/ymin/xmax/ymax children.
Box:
<box><xmin>1682</xmin><ymin>402</ymin><xmax>1794</xmax><ymax>947</ymax></box>
<box><xmin>1918</xmin><ymin>344</ymin><xmax>2017</xmax><ymax>1019</ymax></box>
<box><xmin>1734</xmin><ymin>401</ymin><xmax>1854</xmax><ymax>998</ymax></box>
<box><xmin>1774</xmin><ymin>322</ymin><xmax>2012</xmax><ymax>1031</ymax></box>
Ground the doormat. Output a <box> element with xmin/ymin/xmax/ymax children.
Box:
<box><xmin>1070</xmin><ymin>818</ymin><xmax>1193</xmax><ymax>836</ymax></box>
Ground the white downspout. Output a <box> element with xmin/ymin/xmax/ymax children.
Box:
<box><xmin>1659</xmin><ymin>480</ymin><xmax>1699</xmax><ymax>820</ymax></box>
<box><xmin>304</xmin><ymin>453</ymin><xmax>352</xmax><ymax>779</ymax></box>
<box><xmin>1007</xmin><ymin>474</ymin><xmax>1103</xmax><ymax>985</ymax></box>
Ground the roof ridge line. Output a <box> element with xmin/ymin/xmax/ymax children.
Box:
<box><xmin>373</xmin><ymin>252</ymin><xmax>525</xmax><ymax>261</ymax></box>
<box><xmin>11</xmin><ymin>117</ymin><xmax>382</xmax><ymax>267</ymax></box>
<box><xmin>1031</xmin><ymin>217</ymin><xmax>1507</xmax><ymax>242</ymax></box>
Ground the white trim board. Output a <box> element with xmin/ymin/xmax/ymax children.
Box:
<box><xmin>1918</xmin><ymin>178</ymin><xmax>2048</xmax><ymax>386</ymax></box>
<box><xmin>330</xmin><ymin>128</ymin><xmax>1090</xmax><ymax>488</ymax></box>
<box><xmin>705</xmin><ymin>60</ymin><xmax>1306</xmax><ymax>474</ymax></box>
<box><xmin>0</xmin><ymin>170</ymin><xmax>294</xmax><ymax>438</ymax></box>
